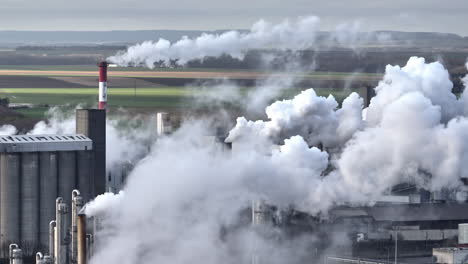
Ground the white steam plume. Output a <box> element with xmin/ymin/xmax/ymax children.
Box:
<box><xmin>28</xmin><ymin>107</ymin><xmax>76</xmax><ymax>135</ymax></box>
<box><xmin>27</xmin><ymin>107</ymin><xmax>156</xmax><ymax>175</ymax></box>
<box><xmin>0</xmin><ymin>125</ymin><xmax>17</xmax><ymax>135</ymax></box>
<box><xmin>108</xmin><ymin>16</ymin><xmax>321</xmax><ymax>68</ymax></box>
<box><xmin>108</xmin><ymin>16</ymin><xmax>383</xmax><ymax>68</ymax></box>
<box><xmin>89</xmin><ymin>121</ymin><xmax>330</xmax><ymax>264</ymax></box>
<box><xmin>84</xmin><ymin>191</ymin><xmax>124</xmax><ymax>217</ymax></box>
<box><xmin>83</xmin><ymin>57</ymin><xmax>468</xmax><ymax>264</ymax></box>
<box><xmin>226</xmin><ymin>88</ymin><xmax>363</xmax><ymax>148</ymax></box>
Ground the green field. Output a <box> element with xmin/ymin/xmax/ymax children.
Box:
<box><xmin>0</xmin><ymin>65</ymin><xmax>383</xmax><ymax>79</ymax></box>
<box><xmin>0</xmin><ymin>66</ymin><xmax>370</xmax><ymax>119</ymax></box>
<box><xmin>0</xmin><ymin>87</ymin><xmax>192</xmax><ymax>108</ymax></box>
<box><xmin>1</xmin><ymin>86</ymin><xmax>357</xmax><ymax>110</ymax></box>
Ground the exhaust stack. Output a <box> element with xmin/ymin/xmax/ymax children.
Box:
<box><xmin>98</xmin><ymin>61</ymin><xmax>108</xmax><ymax>109</ymax></box>
<box><xmin>77</xmin><ymin>213</ymin><xmax>87</xmax><ymax>264</ymax></box>
<box><xmin>72</xmin><ymin>190</ymin><xmax>84</xmax><ymax>263</ymax></box>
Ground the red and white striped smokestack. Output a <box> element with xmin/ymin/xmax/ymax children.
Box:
<box><xmin>98</xmin><ymin>61</ymin><xmax>108</xmax><ymax>109</ymax></box>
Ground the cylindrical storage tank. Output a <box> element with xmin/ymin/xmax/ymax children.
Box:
<box><xmin>459</xmin><ymin>224</ymin><xmax>468</xmax><ymax>245</ymax></box>
<box><xmin>58</xmin><ymin>151</ymin><xmax>77</xmax><ymax>204</ymax></box>
<box><xmin>39</xmin><ymin>152</ymin><xmax>58</xmax><ymax>248</ymax></box>
<box><xmin>0</xmin><ymin>154</ymin><xmax>20</xmax><ymax>251</ymax></box>
<box><xmin>77</xmin><ymin>151</ymin><xmax>93</xmax><ymax>202</ymax></box>
<box><xmin>20</xmin><ymin>152</ymin><xmax>40</xmax><ymax>247</ymax></box>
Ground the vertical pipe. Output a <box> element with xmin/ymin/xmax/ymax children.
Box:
<box><xmin>36</xmin><ymin>252</ymin><xmax>43</xmax><ymax>264</ymax></box>
<box><xmin>394</xmin><ymin>228</ymin><xmax>398</xmax><ymax>264</ymax></box>
<box><xmin>251</xmin><ymin>200</ymin><xmax>266</xmax><ymax>264</ymax></box>
<box><xmin>49</xmin><ymin>221</ymin><xmax>56</xmax><ymax>261</ymax></box>
<box><xmin>55</xmin><ymin>198</ymin><xmax>67</xmax><ymax>264</ymax></box>
<box><xmin>86</xmin><ymin>234</ymin><xmax>93</xmax><ymax>262</ymax></box>
<box><xmin>43</xmin><ymin>256</ymin><xmax>52</xmax><ymax>264</ymax></box>
<box><xmin>157</xmin><ymin>112</ymin><xmax>171</xmax><ymax>136</ymax></box>
<box><xmin>98</xmin><ymin>61</ymin><xmax>108</xmax><ymax>109</ymax></box>
<box><xmin>11</xmin><ymin>248</ymin><xmax>22</xmax><ymax>264</ymax></box>
<box><xmin>77</xmin><ymin>214</ymin><xmax>87</xmax><ymax>264</ymax></box>
<box><xmin>71</xmin><ymin>190</ymin><xmax>83</xmax><ymax>264</ymax></box>
<box><xmin>9</xmin><ymin>244</ymin><xmax>18</xmax><ymax>264</ymax></box>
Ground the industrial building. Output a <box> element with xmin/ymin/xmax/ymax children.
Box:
<box><xmin>0</xmin><ymin>63</ymin><xmax>108</xmax><ymax>262</ymax></box>
<box><xmin>0</xmin><ymin>109</ymin><xmax>106</xmax><ymax>258</ymax></box>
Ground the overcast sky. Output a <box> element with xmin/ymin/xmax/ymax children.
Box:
<box><xmin>1</xmin><ymin>0</ymin><xmax>467</xmax><ymax>35</ymax></box>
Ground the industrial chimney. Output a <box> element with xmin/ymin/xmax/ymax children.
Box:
<box><xmin>98</xmin><ymin>61</ymin><xmax>108</xmax><ymax>110</ymax></box>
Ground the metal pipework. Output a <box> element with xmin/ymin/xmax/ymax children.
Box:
<box><xmin>86</xmin><ymin>234</ymin><xmax>93</xmax><ymax>261</ymax></box>
<box><xmin>43</xmin><ymin>256</ymin><xmax>52</xmax><ymax>264</ymax></box>
<box><xmin>55</xmin><ymin>198</ymin><xmax>68</xmax><ymax>264</ymax></box>
<box><xmin>77</xmin><ymin>213</ymin><xmax>87</xmax><ymax>264</ymax></box>
<box><xmin>36</xmin><ymin>252</ymin><xmax>43</xmax><ymax>264</ymax></box>
<box><xmin>72</xmin><ymin>190</ymin><xmax>84</xmax><ymax>263</ymax></box>
<box><xmin>9</xmin><ymin>244</ymin><xmax>18</xmax><ymax>264</ymax></box>
<box><xmin>49</xmin><ymin>220</ymin><xmax>56</xmax><ymax>260</ymax></box>
<box><xmin>251</xmin><ymin>200</ymin><xmax>267</xmax><ymax>226</ymax></box>
<box><xmin>11</xmin><ymin>247</ymin><xmax>23</xmax><ymax>264</ymax></box>
<box><xmin>251</xmin><ymin>200</ymin><xmax>267</xmax><ymax>264</ymax></box>
<box><xmin>36</xmin><ymin>252</ymin><xmax>53</xmax><ymax>264</ymax></box>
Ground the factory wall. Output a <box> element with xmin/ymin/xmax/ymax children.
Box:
<box><xmin>0</xmin><ymin>150</ymin><xmax>93</xmax><ymax>257</ymax></box>
<box><xmin>76</xmin><ymin>109</ymin><xmax>106</xmax><ymax>196</ymax></box>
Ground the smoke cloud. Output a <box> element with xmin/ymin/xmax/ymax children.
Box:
<box><xmin>108</xmin><ymin>16</ymin><xmax>383</xmax><ymax>68</ymax></box>
<box><xmin>84</xmin><ymin>57</ymin><xmax>468</xmax><ymax>263</ymax></box>
<box><xmin>0</xmin><ymin>125</ymin><xmax>17</xmax><ymax>135</ymax></box>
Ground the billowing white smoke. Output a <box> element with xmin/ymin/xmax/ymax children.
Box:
<box><xmin>83</xmin><ymin>56</ymin><xmax>468</xmax><ymax>264</ymax></box>
<box><xmin>108</xmin><ymin>16</ymin><xmax>382</xmax><ymax>68</ymax></box>
<box><xmin>0</xmin><ymin>125</ymin><xmax>17</xmax><ymax>135</ymax></box>
<box><xmin>366</xmin><ymin>57</ymin><xmax>461</xmax><ymax>124</ymax></box>
<box><xmin>226</xmin><ymin>88</ymin><xmax>363</xmax><ymax>148</ymax></box>
<box><xmin>108</xmin><ymin>16</ymin><xmax>321</xmax><ymax>68</ymax></box>
<box><xmin>89</xmin><ymin>121</ymin><xmax>329</xmax><ymax>264</ymax></box>
<box><xmin>28</xmin><ymin>107</ymin><xmax>76</xmax><ymax>135</ymax></box>
<box><xmin>85</xmin><ymin>191</ymin><xmax>124</xmax><ymax>217</ymax></box>
<box><xmin>26</xmin><ymin>107</ymin><xmax>156</xmax><ymax>173</ymax></box>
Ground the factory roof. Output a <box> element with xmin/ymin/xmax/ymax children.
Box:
<box><xmin>0</xmin><ymin>134</ymin><xmax>93</xmax><ymax>152</ymax></box>
<box><xmin>331</xmin><ymin>203</ymin><xmax>468</xmax><ymax>222</ymax></box>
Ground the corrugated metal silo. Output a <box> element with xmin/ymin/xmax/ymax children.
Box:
<box><xmin>39</xmin><ymin>152</ymin><xmax>58</xmax><ymax>248</ymax></box>
<box><xmin>77</xmin><ymin>151</ymin><xmax>93</xmax><ymax>202</ymax></box>
<box><xmin>58</xmin><ymin>151</ymin><xmax>76</xmax><ymax>204</ymax></box>
<box><xmin>20</xmin><ymin>152</ymin><xmax>40</xmax><ymax>246</ymax></box>
<box><xmin>0</xmin><ymin>154</ymin><xmax>20</xmax><ymax>248</ymax></box>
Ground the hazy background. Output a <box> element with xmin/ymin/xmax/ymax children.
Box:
<box><xmin>1</xmin><ymin>0</ymin><xmax>468</xmax><ymax>35</ymax></box>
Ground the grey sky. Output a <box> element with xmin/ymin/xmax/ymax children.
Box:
<box><xmin>1</xmin><ymin>0</ymin><xmax>468</xmax><ymax>35</ymax></box>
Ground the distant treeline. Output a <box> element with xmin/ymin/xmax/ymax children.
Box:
<box><xmin>1</xmin><ymin>48</ymin><xmax>467</xmax><ymax>90</ymax></box>
<box><xmin>187</xmin><ymin>49</ymin><xmax>468</xmax><ymax>74</ymax></box>
<box><xmin>15</xmin><ymin>45</ymin><xmax>126</xmax><ymax>51</ymax></box>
